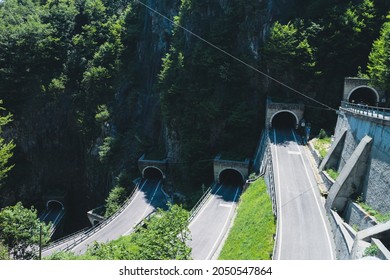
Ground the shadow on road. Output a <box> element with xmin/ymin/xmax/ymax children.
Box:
<box><xmin>210</xmin><ymin>184</ymin><xmax>242</xmax><ymax>203</ymax></box>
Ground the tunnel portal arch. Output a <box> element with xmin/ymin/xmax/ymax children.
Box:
<box><xmin>142</xmin><ymin>166</ymin><xmax>165</xmax><ymax>180</ymax></box>
<box><xmin>218</xmin><ymin>168</ymin><xmax>245</xmax><ymax>186</ymax></box>
<box><xmin>47</xmin><ymin>200</ymin><xmax>64</xmax><ymax>211</ymax></box>
<box><xmin>347</xmin><ymin>86</ymin><xmax>379</xmax><ymax>106</ymax></box>
<box><xmin>270</xmin><ymin>110</ymin><xmax>299</xmax><ymax>129</ymax></box>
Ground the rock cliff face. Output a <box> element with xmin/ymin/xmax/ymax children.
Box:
<box><xmin>1</xmin><ymin>0</ymin><xmax>299</xmax><ymax>228</ymax></box>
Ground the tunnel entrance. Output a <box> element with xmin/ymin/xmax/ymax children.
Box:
<box><xmin>219</xmin><ymin>169</ymin><xmax>244</xmax><ymax>186</ymax></box>
<box><xmin>271</xmin><ymin>111</ymin><xmax>298</xmax><ymax>129</ymax></box>
<box><xmin>143</xmin><ymin>167</ymin><xmax>164</xmax><ymax>180</ymax></box>
<box><xmin>348</xmin><ymin>87</ymin><xmax>378</xmax><ymax>106</ymax></box>
<box><xmin>47</xmin><ymin>200</ymin><xmax>64</xmax><ymax>211</ymax></box>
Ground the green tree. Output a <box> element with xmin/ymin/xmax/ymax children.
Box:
<box><xmin>0</xmin><ymin>202</ymin><xmax>51</xmax><ymax>259</ymax></box>
<box><xmin>0</xmin><ymin>100</ymin><xmax>15</xmax><ymax>185</ymax></box>
<box><xmin>132</xmin><ymin>204</ymin><xmax>191</xmax><ymax>260</ymax></box>
<box><xmin>0</xmin><ymin>242</ymin><xmax>9</xmax><ymax>260</ymax></box>
<box><xmin>104</xmin><ymin>185</ymin><xmax>128</xmax><ymax>217</ymax></box>
<box><xmin>367</xmin><ymin>14</ymin><xmax>390</xmax><ymax>92</ymax></box>
<box><xmin>263</xmin><ymin>20</ymin><xmax>316</xmax><ymax>95</ymax></box>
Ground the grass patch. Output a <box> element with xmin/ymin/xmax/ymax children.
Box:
<box><xmin>218</xmin><ymin>178</ymin><xmax>275</xmax><ymax>260</ymax></box>
<box><xmin>313</xmin><ymin>136</ymin><xmax>331</xmax><ymax>159</ymax></box>
<box><xmin>357</xmin><ymin>201</ymin><xmax>390</xmax><ymax>223</ymax></box>
<box><xmin>325</xmin><ymin>168</ymin><xmax>339</xmax><ymax>180</ymax></box>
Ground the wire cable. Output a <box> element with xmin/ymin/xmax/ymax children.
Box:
<box><xmin>134</xmin><ymin>0</ymin><xmax>338</xmax><ymax>112</ymax></box>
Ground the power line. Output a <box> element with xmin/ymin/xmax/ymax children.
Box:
<box><xmin>134</xmin><ymin>0</ymin><xmax>338</xmax><ymax>112</ymax></box>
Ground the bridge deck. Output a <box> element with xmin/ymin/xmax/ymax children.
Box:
<box><xmin>271</xmin><ymin>128</ymin><xmax>335</xmax><ymax>259</ymax></box>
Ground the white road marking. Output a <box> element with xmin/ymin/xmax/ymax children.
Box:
<box><xmin>219</xmin><ymin>203</ymin><xmax>232</xmax><ymax>208</ymax></box>
<box><xmin>291</xmin><ymin>130</ymin><xmax>335</xmax><ymax>260</ymax></box>
<box><xmin>206</xmin><ymin>186</ymin><xmax>240</xmax><ymax>260</ymax></box>
<box><xmin>140</xmin><ymin>180</ymin><xmax>161</xmax><ymax>218</ymax></box>
<box><xmin>288</xmin><ymin>151</ymin><xmax>301</xmax><ymax>155</ymax></box>
<box><xmin>273</xmin><ymin>128</ymin><xmax>283</xmax><ymax>260</ymax></box>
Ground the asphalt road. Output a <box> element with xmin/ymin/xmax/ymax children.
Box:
<box><xmin>42</xmin><ymin>179</ymin><xmax>167</xmax><ymax>257</ymax></box>
<box><xmin>271</xmin><ymin>128</ymin><xmax>335</xmax><ymax>260</ymax></box>
<box><xmin>188</xmin><ymin>184</ymin><xmax>241</xmax><ymax>260</ymax></box>
<box><xmin>41</xmin><ymin>209</ymin><xmax>63</xmax><ymax>225</ymax></box>
<box><xmin>71</xmin><ymin>179</ymin><xmax>167</xmax><ymax>255</ymax></box>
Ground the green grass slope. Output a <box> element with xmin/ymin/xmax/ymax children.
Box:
<box><xmin>218</xmin><ymin>178</ymin><xmax>276</xmax><ymax>260</ymax></box>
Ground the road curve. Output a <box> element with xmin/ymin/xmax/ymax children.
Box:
<box><xmin>71</xmin><ymin>179</ymin><xmax>167</xmax><ymax>255</ymax></box>
<box><xmin>42</xmin><ymin>179</ymin><xmax>167</xmax><ymax>257</ymax></box>
<box><xmin>189</xmin><ymin>184</ymin><xmax>241</xmax><ymax>260</ymax></box>
<box><xmin>271</xmin><ymin>128</ymin><xmax>335</xmax><ymax>260</ymax></box>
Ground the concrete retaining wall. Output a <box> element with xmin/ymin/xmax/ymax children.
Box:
<box><xmin>334</xmin><ymin>110</ymin><xmax>390</xmax><ymax>212</ymax></box>
<box><xmin>344</xmin><ymin>201</ymin><xmax>377</xmax><ymax>231</ymax></box>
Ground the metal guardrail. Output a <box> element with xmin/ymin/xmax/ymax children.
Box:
<box><xmin>245</xmin><ymin>128</ymin><xmax>279</xmax><ymax>259</ymax></box>
<box><xmin>43</xmin><ymin>227</ymin><xmax>89</xmax><ymax>251</ymax></box>
<box><xmin>188</xmin><ymin>183</ymin><xmax>215</xmax><ymax>222</ymax></box>
<box><xmin>61</xmin><ymin>180</ymin><xmax>144</xmax><ymax>252</ymax></box>
<box><xmin>340</xmin><ymin>101</ymin><xmax>390</xmax><ymax>120</ymax></box>
<box><xmin>42</xmin><ymin>179</ymin><xmax>143</xmax><ymax>254</ymax></box>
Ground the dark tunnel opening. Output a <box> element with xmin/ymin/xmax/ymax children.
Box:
<box><xmin>47</xmin><ymin>200</ymin><xmax>64</xmax><ymax>211</ymax></box>
<box><xmin>271</xmin><ymin>111</ymin><xmax>297</xmax><ymax>129</ymax></box>
<box><xmin>143</xmin><ymin>167</ymin><xmax>164</xmax><ymax>180</ymax></box>
<box><xmin>219</xmin><ymin>169</ymin><xmax>244</xmax><ymax>186</ymax></box>
<box><xmin>349</xmin><ymin>87</ymin><xmax>378</xmax><ymax>106</ymax></box>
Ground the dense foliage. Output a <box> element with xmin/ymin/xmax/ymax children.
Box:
<box><xmin>47</xmin><ymin>204</ymin><xmax>191</xmax><ymax>260</ymax></box>
<box><xmin>367</xmin><ymin>13</ymin><xmax>390</xmax><ymax>99</ymax></box>
<box><xmin>0</xmin><ymin>0</ymin><xmax>389</xmax><ymax>230</ymax></box>
<box><xmin>0</xmin><ymin>202</ymin><xmax>50</xmax><ymax>259</ymax></box>
<box><xmin>0</xmin><ymin>100</ymin><xmax>15</xmax><ymax>185</ymax></box>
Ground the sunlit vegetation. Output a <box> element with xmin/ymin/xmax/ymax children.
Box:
<box><xmin>218</xmin><ymin>178</ymin><xmax>275</xmax><ymax>260</ymax></box>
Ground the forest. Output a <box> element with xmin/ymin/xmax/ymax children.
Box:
<box><xmin>0</xmin><ymin>0</ymin><xmax>390</xmax><ymax>258</ymax></box>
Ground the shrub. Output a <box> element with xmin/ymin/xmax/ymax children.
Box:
<box><xmin>364</xmin><ymin>245</ymin><xmax>378</xmax><ymax>257</ymax></box>
<box><xmin>318</xmin><ymin>129</ymin><xmax>328</xmax><ymax>139</ymax></box>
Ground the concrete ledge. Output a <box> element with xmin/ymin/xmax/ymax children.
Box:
<box><xmin>357</xmin><ymin>220</ymin><xmax>390</xmax><ymax>242</ymax></box>
<box><xmin>372</xmin><ymin>238</ymin><xmax>390</xmax><ymax>260</ymax></box>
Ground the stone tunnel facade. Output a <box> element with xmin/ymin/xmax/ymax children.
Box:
<box><xmin>343</xmin><ymin>77</ymin><xmax>386</xmax><ymax>105</ymax></box>
<box><xmin>265</xmin><ymin>99</ymin><xmax>305</xmax><ymax>129</ymax></box>
<box><xmin>213</xmin><ymin>155</ymin><xmax>250</xmax><ymax>184</ymax></box>
<box><xmin>138</xmin><ymin>154</ymin><xmax>168</xmax><ymax>180</ymax></box>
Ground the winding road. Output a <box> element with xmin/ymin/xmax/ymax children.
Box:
<box><xmin>42</xmin><ymin>179</ymin><xmax>167</xmax><ymax>257</ymax></box>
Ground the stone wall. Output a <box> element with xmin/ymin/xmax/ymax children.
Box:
<box><xmin>213</xmin><ymin>155</ymin><xmax>250</xmax><ymax>183</ymax></box>
<box><xmin>344</xmin><ymin>201</ymin><xmax>377</xmax><ymax>231</ymax></box>
<box><xmin>265</xmin><ymin>100</ymin><xmax>304</xmax><ymax>128</ymax></box>
<box><xmin>137</xmin><ymin>154</ymin><xmax>168</xmax><ymax>179</ymax></box>
<box><xmin>343</xmin><ymin>77</ymin><xmax>385</xmax><ymax>103</ymax></box>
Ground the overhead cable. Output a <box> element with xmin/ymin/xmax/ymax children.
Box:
<box><xmin>134</xmin><ymin>0</ymin><xmax>337</xmax><ymax>112</ymax></box>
